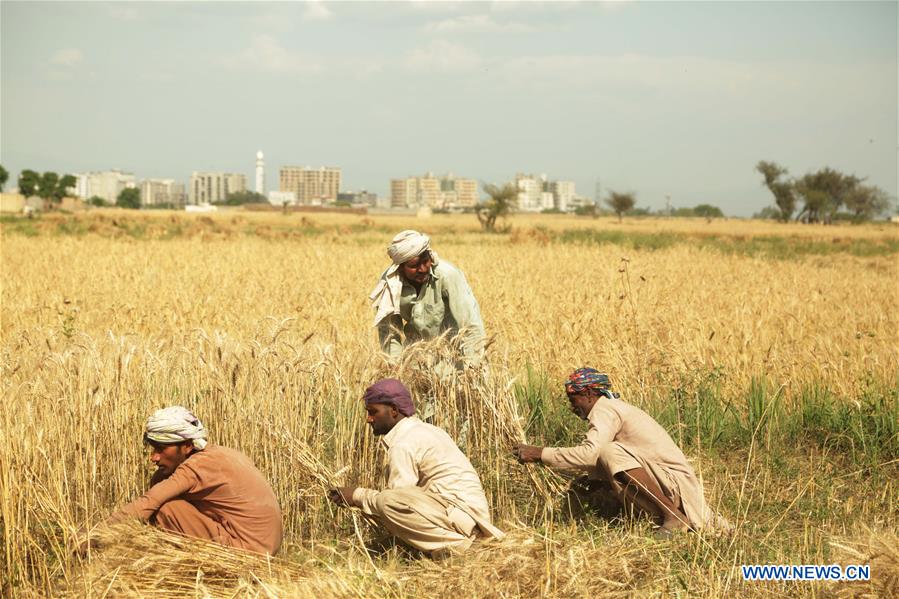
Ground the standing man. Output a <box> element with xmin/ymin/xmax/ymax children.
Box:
<box><xmin>103</xmin><ymin>406</ymin><xmax>283</xmax><ymax>554</ymax></box>
<box><xmin>369</xmin><ymin>230</ymin><xmax>485</xmax><ymax>368</ymax></box>
<box><xmin>514</xmin><ymin>368</ymin><xmax>726</xmax><ymax>538</ymax></box>
<box><xmin>329</xmin><ymin>379</ymin><xmax>504</xmax><ymax>557</ymax></box>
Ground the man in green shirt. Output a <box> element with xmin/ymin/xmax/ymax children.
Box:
<box><xmin>369</xmin><ymin>230</ymin><xmax>485</xmax><ymax>369</ymax></box>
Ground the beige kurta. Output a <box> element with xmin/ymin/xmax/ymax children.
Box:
<box><xmin>352</xmin><ymin>416</ymin><xmax>504</xmax><ymax>553</ymax></box>
<box><xmin>541</xmin><ymin>397</ymin><xmax>721</xmax><ymax>529</ymax></box>
<box><xmin>114</xmin><ymin>444</ymin><xmax>283</xmax><ymax>554</ymax></box>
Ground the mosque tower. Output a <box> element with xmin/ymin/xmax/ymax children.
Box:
<box><xmin>255</xmin><ymin>150</ymin><xmax>265</xmax><ymax>195</ymax></box>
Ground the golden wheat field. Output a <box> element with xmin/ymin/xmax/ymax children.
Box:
<box><xmin>1</xmin><ymin>210</ymin><xmax>897</xmax><ymax>597</ymax></box>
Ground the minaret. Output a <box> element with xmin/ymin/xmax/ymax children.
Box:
<box><xmin>255</xmin><ymin>150</ymin><xmax>265</xmax><ymax>195</ymax></box>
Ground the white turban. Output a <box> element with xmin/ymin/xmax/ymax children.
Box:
<box><xmin>369</xmin><ymin>230</ymin><xmax>439</xmax><ymax>327</ymax></box>
<box><xmin>144</xmin><ymin>406</ymin><xmax>208</xmax><ymax>450</ymax></box>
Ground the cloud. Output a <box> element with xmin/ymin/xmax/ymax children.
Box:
<box><xmin>405</xmin><ymin>40</ymin><xmax>481</xmax><ymax>71</ymax></box>
<box><xmin>228</xmin><ymin>35</ymin><xmax>320</xmax><ymax>73</ymax></box>
<box><xmin>303</xmin><ymin>1</ymin><xmax>333</xmax><ymax>21</ymax></box>
<box><xmin>424</xmin><ymin>14</ymin><xmax>533</xmax><ymax>33</ymax></box>
<box><xmin>50</xmin><ymin>48</ymin><xmax>83</xmax><ymax>67</ymax></box>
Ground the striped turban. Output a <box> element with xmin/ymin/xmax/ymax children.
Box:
<box><xmin>144</xmin><ymin>406</ymin><xmax>208</xmax><ymax>450</ymax></box>
<box><xmin>362</xmin><ymin>378</ymin><xmax>416</xmax><ymax>416</ymax></box>
<box><xmin>369</xmin><ymin>230</ymin><xmax>440</xmax><ymax>327</ymax></box>
<box><xmin>565</xmin><ymin>368</ymin><xmax>613</xmax><ymax>397</ymax></box>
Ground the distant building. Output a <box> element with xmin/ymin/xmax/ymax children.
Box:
<box><xmin>390</xmin><ymin>172</ymin><xmax>478</xmax><ymax>209</ymax></box>
<box><xmin>515</xmin><ymin>173</ymin><xmax>548</xmax><ymax>212</ymax></box>
<box><xmin>567</xmin><ymin>195</ymin><xmax>594</xmax><ymax>210</ymax></box>
<box><xmin>515</xmin><ymin>173</ymin><xmax>577</xmax><ymax>212</ymax></box>
<box><xmin>337</xmin><ymin>190</ymin><xmax>378</xmax><ymax>206</ymax></box>
<box><xmin>189</xmin><ymin>172</ymin><xmax>247</xmax><ymax>204</ymax></box>
<box><xmin>73</xmin><ymin>170</ymin><xmax>136</xmax><ymax>204</ymax></box>
<box><xmin>279</xmin><ymin>166</ymin><xmax>341</xmax><ymax>205</ymax></box>
<box><xmin>549</xmin><ymin>180</ymin><xmax>576</xmax><ymax>212</ymax></box>
<box><xmin>140</xmin><ymin>179</ymin><xmax>186</xmax><ymax>207</ymax></box>
<box><xmin>255</xmin><ymin>151</ymin><xmax>265</xmax><ymax>196</ymax></box>
<box><xmin>268</xmin><ymin>191</ymin><xmax>297</xmax><ymax>206</ymax></box>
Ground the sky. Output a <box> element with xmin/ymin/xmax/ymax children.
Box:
<box><xmin>1</xmin><ymin>1</ymin><xmax>896</xmax><ymax>216</ymax></box>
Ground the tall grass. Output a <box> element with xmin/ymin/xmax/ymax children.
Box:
<box><xmin>1</xmin><ymin>213</ymin><xmax>897</xmax><ymax>596</ymax></box>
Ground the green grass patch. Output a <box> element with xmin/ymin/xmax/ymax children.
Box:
<box><xmin>554</xmin><ymin>228</ymin><xmax>899</xmax><ymax>259</ymax></box>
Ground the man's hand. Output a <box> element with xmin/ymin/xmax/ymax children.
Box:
<box><xmin>514</xmin><ymin>444</ymin><xmax>544</xmax><ymax>464</ymax></box>
<box><xmin>328</xmin><ymin>486</ymin><xmax>356</xmax><ymax>507</ymax></box>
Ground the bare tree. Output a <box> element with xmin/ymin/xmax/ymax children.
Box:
<box><xmin>605</xmin><ymin>191</ymin><xmax>636</xmax><ymax>222</ymax></box>
<box><xmin>476</xmin><ymin>183</ymin><xmax>517</xmax><ymax>232</ymax></box>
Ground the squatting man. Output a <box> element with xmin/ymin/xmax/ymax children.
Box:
<box><xmin>329</xmin><ymin>378</ymin><xmax>504</xmax><ymax>557</ymax></box>
<box><xmin>514</xmin><ymin>368</ymin><xmax>728</xmax><ymax>538</ymax></box>
<box><xmin>80</xmin><ymin>406</ymin><xmax>283</xmax><ymax>555</ymax></box>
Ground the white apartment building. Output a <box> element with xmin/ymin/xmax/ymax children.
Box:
<box><xmin>549</xmin><ymin>180</ymin><xmax>576</xmax><ymax>212</ymax></box>
<box><xmin>189</xmin><ymin>172</ymin><xmax>247</xmax><ymax>204</ymax></box>
<box><xmin>515</xmin><ymin>173</ymin><xmax>549</xmax><ymax>212</ymax></box>
<box><xmin>73</xmin><ymin>170</ymin><xmax>136</xmax><ymax>204</ymax></box>
<box><xmin>140</xmin><ymin>179</ymin><xmax>186</xmax><ymax>207</ymax></box>
<box><xmin>515</xmin><ymin>173</ymin><xmax>577</xmax><ymax>212</ymax></box>
<box><xmin>268</xmin><ymin>191</ymin><xmax>297</xmax><ymax>206</ymax></box>
<box><xmin>391</xmin><ymin>173</ymin><xmax>478</xmax><ymax>209</ymax></box>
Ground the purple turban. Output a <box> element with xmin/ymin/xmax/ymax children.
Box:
<box><xmin>362</xmin><ymin>378</ymin><xmax>416</xmax><ymax>416</ymax></box>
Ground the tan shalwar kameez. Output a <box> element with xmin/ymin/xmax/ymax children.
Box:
<box><xmin>351</xmin><ymin>416</ymin><xmax>504</xmax><ymax>555</ymax></box>
<box><xmin>541</xmin><ymin>397</ymin><xmax>723</xmax><ymax>529</ymax></box>
<box><xmin>114</xmin><ymin>444</ymin><xmax>283</xmax><ymax>554</ymax></box>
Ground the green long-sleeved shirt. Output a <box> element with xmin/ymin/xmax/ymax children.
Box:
<box><xmin>376</xmin><ymin>260</ymin><xmax>485</xmax><ymax>365</ymax></box>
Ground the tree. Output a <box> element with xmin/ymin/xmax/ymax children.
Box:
<box><xmin>475</xmin><ymin>183</ymin><xmax>516</xmax><ymax>232</ymax></box>
<box><xmin>843</xmin><ymin>184</ymin><xmax>890</xmax><ymax>221</ymax></box>
<box><xmin>605</xmin><ymin>190</ymin><xmax>636</xmax><ymax>222</ymax></box>
<box><xmin>693</xmin><ymin>204</ymin><xmax>724</xmax><ymax>219</ymax></box>
<box><xmin>88</xmin><ymin>196</ymin><xmax>108</xmax><ymax>207</ymax></box>
<box><xmin>17</xmin><ymin>170</ymin><xmax>76</xmax><ymax>207</ymax></box>
<box><xmin>219</xmin><ymin>190</ymin><xmax>267</xmax><ymax>206</ymax></box>
<box><xmin>18</xmin><ymin>169</ymin><xmax>40</xmax><ymax>197</ymax></box>
<box><xmin>0</xmin><ymin>164</ymin><xmax>8</xmax><ymax>192</ymax></box>
<box><xmin>116</xmin><ymin>187</ymin><xmax>141</xmax><ymax>209</ymax></box>
<box><xmin>755</xmin><ymin>161</ymin><xmax>796</xmax><ymax>222</ymax></box>
<box><xmin>794</xmin><ymin>167</ymin><xmax>861</xmax><ymax>224</ymax></box>
<box><xmin>43</xmin><ymin>173</ymin><xmax>75</xmax><ymax>205</ymax></box>
<box><xmin>39</xmin><ymin>172</ymin><xmax>60</xmax><ymax>202</ymax></box>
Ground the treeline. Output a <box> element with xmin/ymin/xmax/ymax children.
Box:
<box><xmin>755</xmin><ymin>162</ymin><xmax>892</xmax><ymax>223</ymax></box>
<box><xmin>572</xmin><ymin>201</ymin><xmax>724</xmax><ymax>220</ymax></box>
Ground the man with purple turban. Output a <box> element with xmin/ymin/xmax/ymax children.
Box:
<box><xmin>95</xmin><ymin>406</ymin><xmax>283</xmax><ymax>554</ymax></box>
<box><xmin>514</xmin><ymin>368</ymin><xmax>727</xmax><ymax>538</ymax></box>
<box><xmin>329</xmin><ymin>379</ymin><xmax>504</xmax><ymax>557</ymax></box>
<box><xmin>369</xmin><ymin>230</ymin><xmax>485</xmax><ymax>368</ymax></box>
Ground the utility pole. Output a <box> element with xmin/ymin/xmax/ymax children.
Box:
<box><xmin>665</xmin><ymin>195</ymin><xmax>672</xmax><ymax>217</ymax></box>
<box><xmin>594</xmin><ymin>180</ymin><xmax>601</xmax><ymax>206</ymax></box>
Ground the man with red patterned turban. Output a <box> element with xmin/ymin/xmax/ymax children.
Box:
<box><xmin>515</xmin><ymin>368</ymin><xmax>727</xmax><ymax>538</ymax></box>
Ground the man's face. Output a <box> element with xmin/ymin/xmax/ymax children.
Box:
<box><xmin>567</xmin><ymin>391</ymin><xmax>599</xmax><ymax>420</ymax></box>
<box><xmin>365</xmin><ymin>402</ymin><xmax>402</xmax><ymax>436</ymax></box>
<box><xmin>400</xmin><ymin>252</ymin><xmax>433</xmax><ymax>286</ymax></box>
<box><xmin>148</xmin><ymin>440</ymin><xmax>194</xmax><ymax>477</ymax></box>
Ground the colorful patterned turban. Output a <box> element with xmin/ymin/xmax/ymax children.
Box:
<box><xmin>565</xmin><ymin>368</ymin><xmax>613</xmax><ymax>396</ymax></box>
<box><xmin>362</xmin><ymin>378</ymin><xmax>416</xmax><ymax>416</ymax></box>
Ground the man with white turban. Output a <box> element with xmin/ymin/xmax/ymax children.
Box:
<box><xmin>106</xmin><ymin>406</ymin><xmax>283</xmax><ymax>554</ymax></box>
<box><xmin>369</xmin><ymin>230</ymin><xmax>486</xmax><ymax>368</ymax></box>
